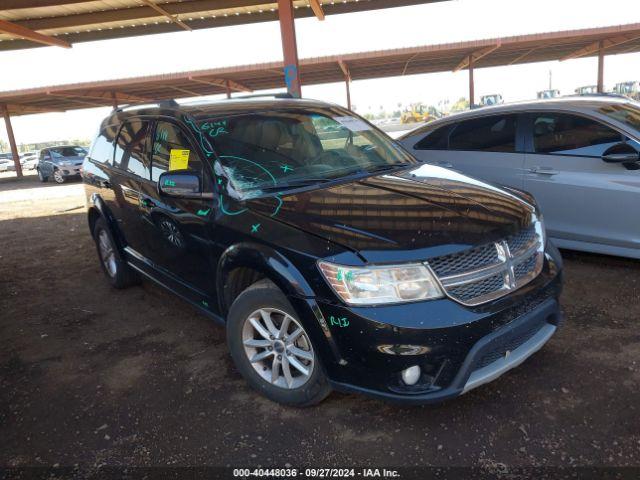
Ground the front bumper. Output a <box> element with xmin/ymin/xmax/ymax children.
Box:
<box><xmin>303</xmin><ymin>243</ymin><xmax>563</xmax><ymax>404</ymax></box>
<box><xmin>60</xmin><ymin>166</ymin><xmax>82</xmax><ymax>177</ymax></box>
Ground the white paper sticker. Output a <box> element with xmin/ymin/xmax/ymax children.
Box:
<box><xmin>333</xmin><ymin>116</ymin><xmax>371</xmax><ymax>132</ymax></box>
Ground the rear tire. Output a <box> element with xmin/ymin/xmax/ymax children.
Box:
<box><xmin>37</xmin><ymin>168</ymin><xmax>48</xmax><ymax>182</ymax></box>
<box><xmin>226</xmin><ymin>279</ymin><xmax>331</xmax><ymax>407</ymax></box>
<box><xmin>92</xmin><ymin>217</ymin><xmax>140</xmax><ymax>289</ymax></box>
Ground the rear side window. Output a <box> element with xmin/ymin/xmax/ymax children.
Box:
<box><xmin>114</xmin><ymin>119</ymin><xmax>151</xmax><ymax>178</ymax></box>
<box><xmin>448</xmin><ymin>115</ymin><xmax>516</xmax><ymax>152</ymax></box>
<box><xmin>414</xmin><ymin>125</ymin><xmax>451</xmax><ymax>150</ymax></box>
<box><xmin>532</xmin><ymin>113</ymin><xmax>622</xmax><ymax>157</ymax></box>
<box><xmin>151</xmin><ymin>121</ymin><xmax>203</xmax><ymax>182</ymax></box>
<box><xmin>89</xmin><ymin>125</ymin><xmax>118</xmax><ymax>164</ymax></box>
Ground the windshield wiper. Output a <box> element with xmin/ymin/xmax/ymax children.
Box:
<box><xmin>365</xmin><ymin>163</ymin><xmax>412</xmax><ymax>174</ymax></box>
<box><xmin>252</xmin><ymin>178</ymin><xmax>333</xmax><ymax>193</ymax></box>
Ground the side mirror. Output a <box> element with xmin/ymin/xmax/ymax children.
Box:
<box><xmin>602</xmin><ymin>142</ymin><xmax>640</xmax><ymax>169</ymax></box>
<box><xmin>158</xmin><ymin>171</ymin><xmax>201</xmax><ymax>198</ymax></box>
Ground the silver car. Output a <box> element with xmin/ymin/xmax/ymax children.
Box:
<box><xmin>399</xmin><ymin>97</ymin><xmax>640</xmax><ymax>259</ymax></box>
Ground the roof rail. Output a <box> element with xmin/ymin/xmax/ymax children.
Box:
<box><xmin>113</xmin><ymin>99</ymin><xmax>179</xmax><ymax>113</ymax></box>
<box><xmin>227</xmin><ymin>92</ymin><xmax>295</xmax><ymax>100</ymax></box>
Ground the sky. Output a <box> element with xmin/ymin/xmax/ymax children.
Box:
<box><xmin>2</xmin><ymin>0</ymin><xmax>640</xmax><ymax>146</ymax></box>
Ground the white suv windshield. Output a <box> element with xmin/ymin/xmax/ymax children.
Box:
<box><xmin>196</xmin><ymin>107</ymin><xmax>414</xmax><ymax>197</ymax></box>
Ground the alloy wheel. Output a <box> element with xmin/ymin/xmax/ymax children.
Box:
<box><xmin>98</xmin><ymin>230</ymin><xmax>117</xmax><ymax>277</ymax></box>
<box><xmin>53</xmin><ymin>170</ymin><xmax>64</xmax><ymax>183</ymax></box>
<box><xmin>242</xmin><ymin>308</ymin><xmax>315</xmax><ymax>389</ymax></box>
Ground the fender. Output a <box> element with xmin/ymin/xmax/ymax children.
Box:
<box><xmin>216</xmin><ymin>241</ymin><xmax>346</xmax><ymax>368</ymax></box>
<box><xmin>88</xmin><ymin>193</ymin><xmax>126</xmax><ymax>253</ymax></box>
<box><xmin>216</xmin><ymin>241</ymin><xmax>315</xmax><ymax>313</ymax></box>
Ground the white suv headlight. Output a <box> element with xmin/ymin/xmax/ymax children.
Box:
<box><xmin>318</xmin><ymin>261</ymin><xmax>443</xmax><ymax>305</ymax></box>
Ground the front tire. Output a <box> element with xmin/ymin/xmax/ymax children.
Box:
<box><xmin>227</xmin><ymin>280</ymin><xmax>331</xmax><ymax>407</ymax></box>
<box><xmin>37</xmin><ymin>168</ymin><xmax>48</xmax><ymax>182</ymax></box>
<box><xmin>53</xmin><ymin>169</ymin><xmax>65</xmax><ymax>184</ymax></box>
<box><xmin>92</xmin><ymin>217</ymin><xmax>140</xmax><ymax>289</ymax></box>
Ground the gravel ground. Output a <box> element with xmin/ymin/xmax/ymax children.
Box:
<box><xmin>1</xmin><ymin>172</ymin><xmax>639</xmax><ymax>474</ymax></box>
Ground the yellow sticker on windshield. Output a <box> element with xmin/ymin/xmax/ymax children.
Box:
<box><xmin>169</xmin><ymin>149</ymin><xmax>190</xmax><ymax>171</ymax></box>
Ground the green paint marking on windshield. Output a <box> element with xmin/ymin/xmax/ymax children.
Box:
<box><xmin>164</xmin><ymin>179</ymin><xmax>176</xmax><ymax>187</ymax></box>
<box><xmin>184</xmin><ymin>116</ymin><xmax>215</xmax><ymax>157</ymax></box>
<box><xmin>280</xmin><ymin>164</ymin><xmax>293</xmax><ymax>173</ymax></box>
<box><xmin>329</xmin><ymin>316</ymin><xmax>349</xmax><ymax>328</ymax></box>
<box><xmin>202</xmin><ymin>300</ymin><xmax>209</xmax><ymax>308</ymax></box>
<box><xmin>219</xmin><ymin>194</ymin><xmax>248</xmax><ymax>216</ymax></box>
<box><xmin>196</xmin><ymin>208</ymin><xmax>210</xmax><ymax>216</ymax></box>
<box><xmin>336</xmin><ymin>269</ymin><xmax>343</xmax><ymax>281</ymax></box>
<box><xmin>345</xmin><ymin>270</ymin><xmax>354</xmax><ymax>282</ymax></box>
<box><xmin>270</xmin><ymin>194</ymin><xmax>283</xmax><ymax>218</ymax></box>
<box><xmin>208</xmin><ymin>126</ymin><xmax>228</xmax><ymax>137</ymax></box>
<box><xmin>251</xmin><ymin>223</ymin><xmax>261</xmax><ymax>233</ymax></box>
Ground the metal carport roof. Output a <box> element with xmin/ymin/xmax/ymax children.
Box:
<box><xmin>2</xmin><ymin>22</ymin><xmax>640</xmax><ymax>116</ymax></box>
<box><xmin>0</xmin><ymin>0</ymin><xmax>446</xmax><ymax>51</ymax></box>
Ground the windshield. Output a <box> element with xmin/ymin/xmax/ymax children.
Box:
<box><xmin>50</xmin><ymin>146</ymin><xmax>87</xmax><ymax>158</ymax></box>
<box><xmin>197</xmin><ymin>107</ymin><xmax>415</xmax><ymax>197</ymax></box>
<box><xmin>598</xmin><ymin>102</ymin><xmax>640</xmax><ymax>131</ymax></box>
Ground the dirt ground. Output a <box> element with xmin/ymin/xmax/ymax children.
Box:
<box><xmin>1</xmin><ymin>171</ymin><xmax>639</xmax><ymax>473</ymax></box>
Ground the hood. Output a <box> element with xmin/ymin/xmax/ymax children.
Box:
<box><xmin>53</xmin><ymin>155</ymin><xmax>85</xmax><ymax>163</ymax></box>
<box><xmin>247</xmin><ymin>164</ymin><xmax>534</xmax><ymax>263</ymax></box>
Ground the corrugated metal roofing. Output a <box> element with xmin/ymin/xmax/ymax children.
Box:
<box><xmin>0</xmin><ymin>0</ymin><xmax>445</xmax><ymax>51</ymax></box>
<box><xmin>2</xmin><ymin>22</ymin><xmax>640</xmax><ymax>116</ymax></box>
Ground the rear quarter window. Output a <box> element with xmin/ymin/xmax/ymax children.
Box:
<box><xmin>414</xmin><ymin>124</ymin><xmax>451</xmax><ymax>150</ymax></box>
<box><xmin>448</xmin><ymin>115</ymin><xmax>517</xmax><ymax>152</ymax></box>
<box><xmin>88</xmin><ymin>125</ymin><xmax>118</xmax><ymax>164</ymax></box>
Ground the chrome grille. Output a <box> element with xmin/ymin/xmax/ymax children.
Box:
<box><xmin>428</xmin><ymin>244</ymin><xmax>499</xmax><ymax>278</ymax></box>
<box><xmin>427</xmin><ymin>221</ymin><xmax>544</xmax><ymax>306</ymax></box>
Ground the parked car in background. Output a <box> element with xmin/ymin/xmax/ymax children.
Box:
<box><xmin>20</xmin><ymin>151</ymin><xmax>39</xmax><ymax>170</ymax></box>
<box><xmin>575</xmin><ymin>85</ymin><xmax>598</xmax><ymax>96</ymax></box>
<box><xmin>399</xmin><ymin>96</ymin><xmax>640</xmax><ymax>259</ymax></box>
<box><xmin>37</xmin><ymin>145</ymin><xmax>87</xmax><ymax>183</ymax></box>
<box><xmin>0</xmin><ymin>152</ymin><xmax>15</xmax><ymax>172</ymax></box>
<box><xmin>537</xmin><ymin>89</ymin><xmax>560</xmax><ymax>99</ymax></box>
<box><xmin>83</xmin><ymin>97</ymin><xmax>562</xmax><ymax>406</ymax></box>
<box><xmin>479</xmin><ymin>94</ymin><xmax>503</xmax><ymax>107</ymax></box>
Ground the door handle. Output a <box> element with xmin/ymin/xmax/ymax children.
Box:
<box><xmin>529</xmin><ymin>166</ymin><xmax>557</xmax><ymax>175</ymax></box>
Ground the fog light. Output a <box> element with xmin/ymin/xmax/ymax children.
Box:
<box><xmin>401</xmin><ymin>365</ymin><xmax>421</xmax><ymax>385</ymax></box>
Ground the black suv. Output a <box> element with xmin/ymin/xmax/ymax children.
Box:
<box><xmin>83</xmin><ymin>97</ymin><xmax>563</xmax><ymax>406</ymax></box>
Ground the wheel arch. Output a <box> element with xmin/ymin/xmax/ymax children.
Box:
<box><xmin>87</xmin><ymin>193</ymin><xmax>125</xmax><ymax>252</ymax></box>
<box><xmin>217</xmin><ymin>242</ymin><xmax>315</xmax><ymax>316</ymax></box>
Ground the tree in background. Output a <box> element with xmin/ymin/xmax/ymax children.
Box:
<box><xmin>450</xmin><ymin>97</ymin><xmax>470</xmax><ymax>112</ymax></box>
<box><xmin>0</xmin><ymin>138</ymin><xmax>8</xmax><ymax>153</ymax></box>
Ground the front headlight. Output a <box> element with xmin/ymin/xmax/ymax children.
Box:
<box><xmin>318</xmin><ymin>261</ymin><xmax>443</xmax><ymax>305</ymax></box>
